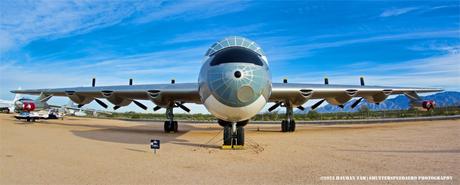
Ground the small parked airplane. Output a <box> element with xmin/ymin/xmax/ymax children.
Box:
<box><xmin>11</xmin><ymin>36</ymin><xmax>441</xmax><ymax>147</ymax></box>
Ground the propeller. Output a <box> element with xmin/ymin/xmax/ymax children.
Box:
<box><xmin>94</xmin><ymin>99</ymin><xmax>108</xmax><ymax>109</ymax></box>
<box><xmin>351</xmin><ymin>98</ymin><xmax>363</xmax><ymax>109</ymax></box>
<box><xmin>133</xmin><ymin>100</ymin><xmax>147</xmax><ymax>110</ymax></box>
<box><xmin>113</xmin><ymin>106</ymin><xmax>121</xmax><ymax>110</ymax></box>
<box><xmin>175</xmin><ymin>102</ymin><xmax>190</xmax><ymax>113</ymax></box>
<box><xmin>311</xmin><ymin>99</ymin><xmax>325</xmax><ymax>110</ymax></box>
<box><xmin>268</xmin><ymin>102</ymin><xmax>282</xmax><ymax>112</ymax></box>
<box><xmin>297</xmin><ymin>105</ymin><xmax>305</xmax><ymax>111</ymax></box>
<box><xmin>338</xmin><ymin>104</ymin><xmax>344</xmax><ymax>108</ymax></box>
<box><xmin>78</xmin><ymin>104</ymin><xmax>84</xmax><ymax>108</ymax></box>
<box><xmin>153</xmin><ymin>106</ymin><xmax>162</xmax><ymax>111</ymax></box>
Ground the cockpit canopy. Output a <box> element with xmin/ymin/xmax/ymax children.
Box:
<box><xmin>210</xmin><ymin>47</ymin><xmax>264</xmax><ymax>66</ymax></box>
<box><xmin>205</xmin><ymin>36</ymin><xmax>265</xmax><ymax>57</ymax></box>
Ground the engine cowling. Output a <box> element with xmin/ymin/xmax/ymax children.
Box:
<box><xmin>422</xmin><ymin>100</ymin><xmax>436</xmax><ymax>110</ymax></box>
<box><xmin>22</xmin><ymin>102</ymin><xmax>36</xmax><ymax>111</ymax></box>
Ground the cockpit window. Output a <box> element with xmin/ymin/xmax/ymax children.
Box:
<box><xmin>206</xmin><ymin>36</ymin><xmax>264</xmax><ymax>56</ymax></box>
<box><xmin>210</xmin><ymin>47</ymin><xmax>264</xmax><ymax>66</ymax></box>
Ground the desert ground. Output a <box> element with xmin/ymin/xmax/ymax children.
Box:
<box><xmin>1</xmin><ymin>114</ymin><xmax>459</xmax><ymax>185</ymax></box>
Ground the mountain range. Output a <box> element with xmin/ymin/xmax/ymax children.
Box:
<box><xmin>297</xmin><ymin>91</ymin><xmax>460</xmax><ymax>113</ymax></box>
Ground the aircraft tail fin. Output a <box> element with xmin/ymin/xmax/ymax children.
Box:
<box><xmin>13</xmin><ymin>93</ymin><xmax>21</xmax><ymax>102</ymax></box>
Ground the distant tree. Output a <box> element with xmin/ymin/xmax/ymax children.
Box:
<box><xmin>307</xmin><ymin>110</ymin><xmax>320</xmax><ymax>120</ymax></box>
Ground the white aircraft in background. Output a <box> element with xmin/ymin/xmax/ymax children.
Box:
<box><xmin>0</xmin><ymin>93</ymin><xmax>21</xmax><ymax>113</ymax></box>
<box><xmin>12</xmin><ymin>36</ymin><xmax>441</xmax><ymax>147</ymax></box>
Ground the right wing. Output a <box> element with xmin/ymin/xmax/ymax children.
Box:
<box><xmin>269</xmin><ymin>82</ymin><xmax>442</xmax><ymax>109</ymax></box>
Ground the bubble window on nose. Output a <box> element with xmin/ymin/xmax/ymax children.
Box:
<box><xmin>234</xmin><ymin>71</ymin><xmax>241</xmax><ymax>78</ymax></box>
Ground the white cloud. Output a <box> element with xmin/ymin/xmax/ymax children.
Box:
<box><xmin>134</xmin><ymin>0</ymin><xmax>248</xmax><ymax>24</ymax></box>
<box><xmin>167</xmin><ymin>23</ymin><xmax>267</xmax><ymax>44</ymax></box>
<box><xmin>0</xmin><ymin>0</ymin><xmax>249</xmax><ymax>53</ymax></box>
<box><xmin>380</xmin><ymin>7</ymin><xmax>419</xmax><ymax>17</ymax></box>
<box><xmin>265</xmin><ymin>30</ymin><xmax>460</xmax><ymax>62</ymax></box>
<box><xmin>279</xmin><ymin>52</ymin><xmax>460</xmax><ymax>91</ymax></box>
<box><xmin>0</xmin><ymin>0</ymin><xmax>151</xmax><ymax>52</ymax></box>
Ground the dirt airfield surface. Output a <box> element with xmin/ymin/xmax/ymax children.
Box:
<box><xmin>1</xmin><ymin>114</ymin><xmax>459</xmax><ymax>185</ymax></box>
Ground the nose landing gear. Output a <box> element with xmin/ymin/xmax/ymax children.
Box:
<box><xmin>220</xmin><ymin>120</ymin><xmax>246</xmax><ymax>149</ymax></box>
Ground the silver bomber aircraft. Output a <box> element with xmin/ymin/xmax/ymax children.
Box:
<box><xmin>11</xmin><ymin>36</ymin><xmax>442</xmax><ymax>147</ymax></box>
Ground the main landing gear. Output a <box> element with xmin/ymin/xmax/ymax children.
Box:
<box><xmin>164</xmin><ymin>107</ymin><xmax>178</xmax><ymax>133</ymax></box>
<box><xmin>281</xmin><ymin>105</ymin><xmax>296</xmax><ymax>132</ymax></box>
<box><xmin>220</xmin><ymin>119</ymin><xmax>247</xmax><ymax>149</ymax></box>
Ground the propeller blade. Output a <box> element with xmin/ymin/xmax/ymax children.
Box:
<box><xmin>94</xmin><ymin>99</ymin><xmax>108</xmax><ymax>109</ymax></box>
<box><xmin>153</xmin><ymin>106</ymin><xmax>162</xmax><ymax>111</ymax></box>
<box><xmin>133</xmin><ymin>100</ymin><xmax>147</xmax><ymax>110</ymax></box>
<box><xmin>78</xmin><ymin>104</ymin><xmax>84</xmax><ymax>108</ymax></box>
<box><xmin>268</xmin><ymin>102</ymin><xmax>282</xmax><ymax>112</ymax></box>
<box><xmin>311</xmin><ymin>99</ymin><xmax>325</xmax><ymax>110</ymax></box>
<box><xmin>297</xmin><ymin>105</ymin><xmax>305</xmax><ymax>111</ymax></box>
<box><xmin>176</xmin><ymin>103</ymin><xmax>190</xmax><ymax>113</ymax></box>
<box><xmin>113</xmin><ymin>106</ymin><xmax>121</xmax><ymax>110</ymax></box>
<box><xmin>351</xmin><ymin>98</ymin><xmax>363</xmax><ymax>109</ymax></box>
<box><xmin>338</xmin><ymin>104</ymin><xmax>344</xmax><ymax>108</ymax></box>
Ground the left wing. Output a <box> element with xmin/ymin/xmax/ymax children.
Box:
<box><xmin>11</xmin><ymin>83</ymin><xmax>201</xmax><ymax>110</ymax></box>
<box><xmin>269</xmin><ymin>82</ymin><xmax>442</xmax><ymax>109</ymax></box>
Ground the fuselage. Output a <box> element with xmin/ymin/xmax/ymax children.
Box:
<box><xmin>14</xmin><ymin>98</ymin><xmax>47</xmax><ymax>112</ymax></box>
<box><xmin>198</xmin><ymin>36</ymin><xmax>271</xmax><ymax>122</ymax></box>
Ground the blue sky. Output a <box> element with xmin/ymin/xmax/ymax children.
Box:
<box><xmin>0</xmin><ymin>0</ymin><xmax>459</xmax><ymax>113</ymax></box>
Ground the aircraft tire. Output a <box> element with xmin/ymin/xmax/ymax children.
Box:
<box><xmin>289</xmin><ymin>120</ymin><xmax>296</xmax><ymax>132</ymax></box>
<box><xmin>173</xmin><ymin>121</ymin><xmax>178</xmax><ymax>132</ymax></box>
<box><xmin>237</xmin><ymin>126</ymin><xmax>244</xmax><ymax>145</ymax></box>
<box><xmin>281</xmin><ymin>120</ymin><xmax>288</xmax><ymax>132</ymax></box>
<box><xmin>223</xmin><ymin>126</ymin><xmax>232</xmax><ymax>145</ymax></box>
<box><xmin>164</xmin><ymin>121</ymin><xmax>170</xmax><ymax>133</ymax></box>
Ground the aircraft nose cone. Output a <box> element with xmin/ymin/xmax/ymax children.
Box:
<box><xmin>237</xmin><ymin>85</ymin><xmax>254</xmax><ymax>102</ymax></box>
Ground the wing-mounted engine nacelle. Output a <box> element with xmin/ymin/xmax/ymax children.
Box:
<box><xmin>65</xmin><ymin>91</ymin><xmax>94</xmax><ymax>105</ymax></box>
<box><xmin>101</xmin><ymin>91</ymin><xmax>132</xmax><ymax>107</ymax></box>
<box><xmin>364</xmin><ymin>89</ymin><xmax>392</xmax><ymax>103</ymax></box>
<box><xmin>411</xmin><ymin>100</ymin><xmax>436</xmax><ymax>111</ymax></box>
<box><xmin>291</xmin><ymin>89</ymin><xmax>313</xmax><ymax>106</ymax></box>
<box><xmin>325</xmin><ymin>89</ymin><xmax>357</xmax><ymax>105</ymax></box>
<box><xmin>147</xmin><ymin>90</ymin><xmax>168</xmax><ymax>107</ymax></box>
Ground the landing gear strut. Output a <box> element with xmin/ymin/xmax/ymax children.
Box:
<box><xmin>220</xmin><ymin>119</ymin><xmax>246</xmax><ymax>147</ymax></box>
<box><xmin>164</xmin><ymin>107</ymin><xmax>178</xmax><ymax>133</ymax></box>
<box><xmin>281</xmin><ymin>105</ymin><xmax>295</xmax><ymax>132</ymax></box>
